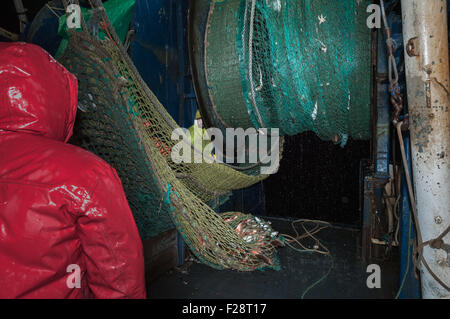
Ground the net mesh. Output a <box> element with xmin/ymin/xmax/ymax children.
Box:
<box><xmin>58</xmin><ymin>1</ymin><xmax>283</xmax><ymax>271</ymax></box>
<box><xmin>205</xmin><ymin>0</ymin><xmax>372</xmax><ymax>143</ymax></box>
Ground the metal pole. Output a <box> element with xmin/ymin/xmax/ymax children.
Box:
<box><xmin>401</xmin><ymin>0</ymin><xmax>450</xmax><ymax>298</ymax></box>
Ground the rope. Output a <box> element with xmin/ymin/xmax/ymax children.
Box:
<box><xmin>395</xmin><ymin>212</ymin><xmax>412</xmax><ymax>299</ymax></box>
<box><xmin>394</xmin><ymin>194</ymin><xmax>401</xmax><ymax>245</ymax></box>
<box><xmin>281</xmin><ymin>219</ymin><xmax>331</xmax><ymax>256</ymax></box>
<box><xmin>247</xmin><ymin>0</ymin><xmax>265</xmax><ymax>129</ymax></box>
<box><xmin>165</xmin><ymin>183</ymin><xmax>180</xmax><ymax>205</ymax></box>
<box><xmin>279</xmin><ymin>219</ymin><xmax>333</xmax><ymax>298</ymax></box>
<box><xmin>380</xmin><ymin>0</ymin><xmax>403</xmax><ymax>124</ymax></box>
<box><xmin>45</xmin><ymin>4</ymin><xmax>62</xmax><ymax>19</ymax></box>
<box><xmin>379</xmin><ymin>1</ymin><xmax>449</xmax><ymax>293</ymax></box>
<box><xmin>380</xmin><ymin>0</ymin><xmax>399</xmax><ymax>93</ymax></box>
<box><xmin>301</xmin><ymin>255</ymin><xmax>334</xmax><ymax>299</ymax></box>
<box><xmin>0</xmin><ymin>27</ymin><xmax>19</xmax><ymax>41</ymax></box>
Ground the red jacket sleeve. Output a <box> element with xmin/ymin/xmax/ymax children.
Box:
<box><xmin>76</xmin><ymin>165</ymin><xmax>146</xmax><ymax>299</ymax></box>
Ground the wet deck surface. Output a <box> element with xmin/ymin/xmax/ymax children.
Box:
<box><xmin>148</xmin><ymin>218</ymin><xmax>399</xmax><ymax>299</ymax></box>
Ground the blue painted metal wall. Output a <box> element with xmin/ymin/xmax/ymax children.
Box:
<box><xmin>27</xmin><ymin>0</ymin><xmax>198</xmax><ymax>127</ymax></box>
<box><xmin>362</xmin><ymin>0</ymin><xmax>421</xmax><ymax>298</ymax></box>
<box><xmin>130</xmin><ymin>0</ymin><xmax>196</xmax><ymax>127</ymax></box>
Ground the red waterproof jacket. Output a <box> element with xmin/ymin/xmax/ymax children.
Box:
<box><xmin>0</xmin><ymin>42</ymin><xmax>146</xmax><ymax>299</ymax></box>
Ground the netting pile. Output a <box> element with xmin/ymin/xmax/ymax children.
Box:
<box><xmin>58</xmin><ymin>1</ymin><xmax>283</xmax><ymax>271</ymax></box>
<box><xmin>205</xmin><ymin>0</ymin><xmax>372</xmax><ymax>143</ymax></box>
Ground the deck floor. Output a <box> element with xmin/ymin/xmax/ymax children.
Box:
<box><xmin>147</xmin><ymin>218</ymin><xmax>399</xmax><ymax>299</ymax></box>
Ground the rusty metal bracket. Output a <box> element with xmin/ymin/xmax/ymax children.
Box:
<box><xmin>406</xmin><ymin>37</ymin><xmax>419</xmax><ymax>57</ymax></box>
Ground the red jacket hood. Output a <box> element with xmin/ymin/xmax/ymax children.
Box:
<box><xmin>0</xmin><ymin>42</ymin><xmax>78</xmax><ymax>142</ymax></box>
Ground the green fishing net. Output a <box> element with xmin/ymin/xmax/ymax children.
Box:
<box><xmin>205</xmin><ymin>0</ymin><xmax>372</xmax><ymax>144</ymax></box>
<box><xmin>58</xmin><ymin>0</ymin><xmax>282</xmax><ymax>271</ymax></box>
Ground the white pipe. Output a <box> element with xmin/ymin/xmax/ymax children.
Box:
<box><xmin>401</xmin><ymin>0</ymin><xmax>450</xmax><ymax>299</ymax></box>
